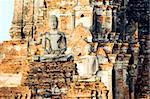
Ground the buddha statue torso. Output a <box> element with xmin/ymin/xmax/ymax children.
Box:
<box><xmin>76</xmin><ymin>44</ymin><xmax>98</xmax><ymax>79</ymax></box>
<box><xmin>44</xmin><ymin>32</ymin><xmax>66</xmax><ymax>53</ymax></box>
<box><xmin>42</xmin><ymin>15</ymin><xmax>67</xmax><ymax>55</ymax></box>
<box><xmin>77</xmin><ymin>55</ymin><xmax>98</xmax><ymax>78</ymax></box>
<box><xmin>49</xmin><ymin>33</ymin><xmax>61</xmax><ymax>50</ymax></box>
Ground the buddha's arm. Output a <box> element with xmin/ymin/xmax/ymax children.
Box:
<box><xmin>60</xmin><ymin>33</ymin><xmax>67</xmax><ymax>53</ymax></box>
<box><xmin>94</xmin><ymin>56</ymin><xmax>99</xmax><ymax>74</ymax></box>
<box><xmin>42</xmin><ymin>34</ymin><xmax>52</xmax><ymax>52</ymax></box>
<box><xmin>42</xmin><ymin>35</ymin><xmax>46</xmax><ymax>49</ymax></box>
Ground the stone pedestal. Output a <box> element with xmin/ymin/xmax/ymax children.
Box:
<box><xmin>27</xmin><ymin>60</ymin><xmax>76</xmax><ymax>98</ymax></box>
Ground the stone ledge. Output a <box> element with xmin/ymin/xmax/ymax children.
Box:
<box><xmin>32</xmin><ymin>54</ymin><xmax>73</xmax><ymax>62</ymax></box>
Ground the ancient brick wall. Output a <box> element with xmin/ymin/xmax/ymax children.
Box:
<box><xmin>0</xmin><ymin>40</ymin><xmax>31</xmax><ymax>98</ymax></box>
<box><xmin>0</xmin><ymin>0</ymin><xmax>149</xmax><ymax>99</ymax></box>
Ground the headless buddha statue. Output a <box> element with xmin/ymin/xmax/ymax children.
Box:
<box><xmin>76</xmin><ymin>44</ymin><xmax>99</xmax><ymax>79</ymax></box>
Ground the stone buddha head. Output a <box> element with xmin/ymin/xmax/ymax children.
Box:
<box><xmin>49</xmin><ymin>15</ymin><xmax>58</xmax><ymax>30</ymax></box>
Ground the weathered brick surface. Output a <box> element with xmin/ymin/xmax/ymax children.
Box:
<box><xmin>0</xmin><ymin>87</ymin><xmax>30</xmax><ymax>98</ymax></box>
<box><xmin>67</xmin><ymin>81</ymin><xmax>108</xmax><ymax>99</ymax></box>
<box><xmin>26</xmin><ymin>61</ymin><xmax>76</xmax><ymax>98</ymax></box>
<box><xmin>0</xmin><ymin>40</ymin><xmax>29</xmax><ymax>83</ymax></box>
<box><xmin>0</xmin><ymin>40</ymin><xmax>31</xmax><ymax>98</ymax></box>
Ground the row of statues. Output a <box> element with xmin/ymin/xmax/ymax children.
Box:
<box><xmin>32</xmin><ymin>15</ymin><xmax>100</xmax><ymax>80</ymax></box>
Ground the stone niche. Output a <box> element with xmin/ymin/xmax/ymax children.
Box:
<box><xmin>74</xmin><ymin>5</ymin><xmax>93</xmax><ymax>30</ymax></box>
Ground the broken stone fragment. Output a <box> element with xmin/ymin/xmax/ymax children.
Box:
<box><xmin>68</xmin><ymin>25</ymin><xmax>93</xmax><ymax>59</ymax></box>
<box><xmin>74</xmin><ymin>5</ymin><xmax>93</xmax><ymax>30</ymax></box>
